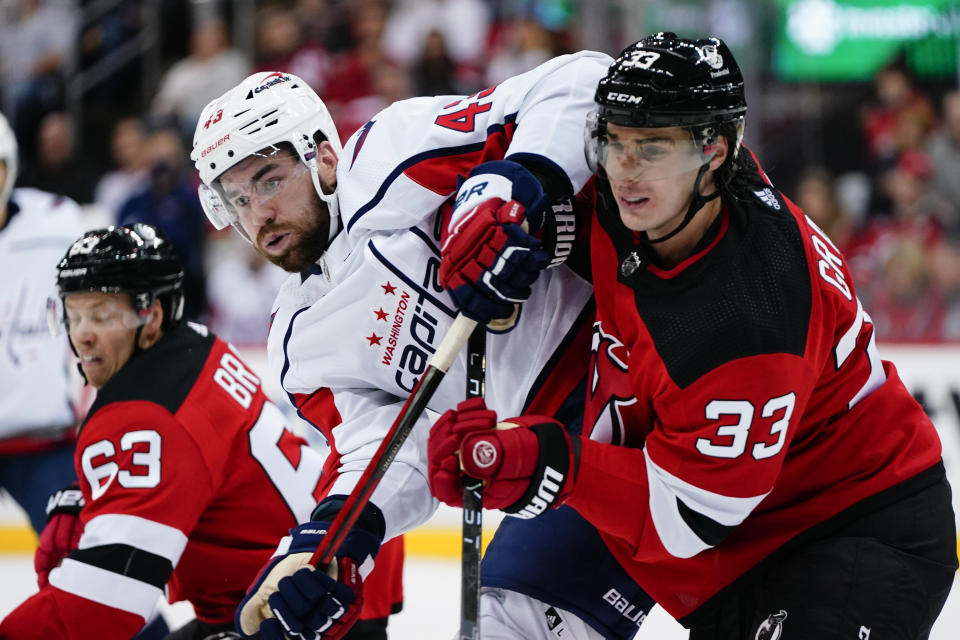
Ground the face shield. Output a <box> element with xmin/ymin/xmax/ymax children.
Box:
<box><xmin>199</xmin><ymin>145</ymin><xmax>313</xmax><ymax>241</ymax></box>
<box><xmin>585</xmin><ymin>110</ymin><xmax>719</xmax><ymax>182</ymax></box>
<box><xmin>47</xmin><ymin>295</ymin><xmax>153</xmax><ymax>337</ymax></box>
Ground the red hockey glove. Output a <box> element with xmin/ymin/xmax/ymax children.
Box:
<box><xmin>35</xmin><ymin>483</ymin><xmax>85</xmax><ymax>588</ymax></box>
<box><xmin>440</xmin><ymin>160</ymin><xmax>550</xmax><ymax>326</ymax></box>
<box><xmin>428</xmin><ymin>397</ymin><xmax>579</xmax><ymax>518</ymax></box>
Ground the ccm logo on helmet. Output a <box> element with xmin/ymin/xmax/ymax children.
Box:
<box><xmin>201</xmin><ymin>135</ymin><xmax>230</xmax><ymax>158</ymax></box>
<box><xmin>606</xmin><ymin>92</ymin><xmax>643</xmax><ymax>104</ymax></box>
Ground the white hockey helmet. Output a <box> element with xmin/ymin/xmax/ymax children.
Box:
<box><xmin>190</xmin><ymin>71</ymin><xmax>342</xmax><ymax>242</ymax></box>
<box><xmin>0</xmin><ymin>111</ymin><xmax>18</xmax><ymax>214</ymax></box>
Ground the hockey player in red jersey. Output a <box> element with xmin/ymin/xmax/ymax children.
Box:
<box><xmin>429</xmin><ymin>33</ymin><xmax>958</xmax><ymax>638</ymax></box>
<box><xmin>0</xmin><ymin>223</ymin><xmax>332</xmax><ymax>640</ymax></box>
<box><xmin>191</xmin><ymin>63</ymin><xmax>654</xmax><ymax>640</ymax></box>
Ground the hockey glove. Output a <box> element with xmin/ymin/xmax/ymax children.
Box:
<box><xmin>440</xmin><ymin>160</ymin><xmax>551</xmax><ymax>326</ymax></box>
<box><xmin>35</xmin><ymin>483</ymin><xmax>85</xmax><ymax>588</ymax></box>
<box><xmin>236</xmin><ymin>500</ymin><xmax>383</xmax><ymax>640</ymax></box>
<box><xmin>428</xmin><ymin>397</ymin><xmax>579</xmax><ymax>518</ymax></box>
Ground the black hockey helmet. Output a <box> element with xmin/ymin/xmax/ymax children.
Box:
<box><xmin>595</xmin><ymin>32</ymin><xmax>746</xmax><ymax>130</ymax></box>
<box><xmin>56</xmin><ymin>223</ymin><xmax>185</xmax><ymax>331</ymax></box>
<box><xmin>587</xmin><ymin>33</ymin><xmax>749</xmax><ymax>246</ymax></box>
<box><xmin>586</xmin><ymin>33</ymin><xmax>747</xmax><ymax>173</ymax></box>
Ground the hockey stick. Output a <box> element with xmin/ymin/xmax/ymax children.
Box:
<box><xmin>309</xmin><ymin>313</ymin><xmax>477</xmax><ymax>569</ymax></box>
<box><xmin>460</xmin><ymin>326</ymin><xmax>486</xmax><ymax>640</ymax></box>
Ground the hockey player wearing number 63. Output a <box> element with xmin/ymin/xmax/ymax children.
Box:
<box><xmin>429</xmin><ymin>33</ymin><xmax>958</xmax><ymax>639</ymax></box>
<box><xmin>0</xmin><ymin>223</ymin><xmax>333</xmax><ymax>640</ymax></box>
<box><xmin>191</xmin><ymin>59</ymin><xmax>654</xmax><ymax>639</ymax></box>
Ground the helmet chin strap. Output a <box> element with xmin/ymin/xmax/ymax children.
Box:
<box><xmin>640</xmin><ymin>162</ymin><xmax>720</xmax><ymax>245</ymax></box>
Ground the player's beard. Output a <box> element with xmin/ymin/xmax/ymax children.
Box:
<box><xmin>257</xmin><ymin>193</ymin><xmax>332</xmax><ymax>273</ymax></box>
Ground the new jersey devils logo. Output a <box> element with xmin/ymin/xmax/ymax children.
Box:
<box><xmin>755</xmin><ymin>610</ymin><xmax>787</xmax><ymax>640</ymax></box>
<box><xmin>585</xmin><ymin>321</ymin><xmax>637</xmax><ymax>445</ymax></box>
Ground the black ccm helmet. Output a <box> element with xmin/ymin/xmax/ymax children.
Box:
<box><xmin>56</xmin><ymin>223</ymin><xmax>185</xmax><ymax>331</ymax></box>
<box><xmin>588</xmin><ymin>33</ymin><xmax>748</xmax><ymax>244</ymax></box>
<box><xmin>596</xmin><ymin>33</ymin><xmax>746</xmax><ymax>127</ymax></box>
<box><xmin>588</xmin><ymin>32</ymin><xmax>747</xmax><ymax>170</ymax></box>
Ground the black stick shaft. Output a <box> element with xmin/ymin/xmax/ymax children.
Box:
<box><xmin>460</xmin><ymin>327</ymin><xmax>486</xmax><ymax>640</ymax></box>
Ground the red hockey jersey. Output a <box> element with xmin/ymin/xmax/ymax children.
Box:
<box><xmin>566</xmin><ymin>153</ymin><xmax>944</xmax><ymax>621</ymax></box>
<box><xmin>0</xmin><ymin>323</ymin><xmax>326</xmax><ymax>639</ymax></box>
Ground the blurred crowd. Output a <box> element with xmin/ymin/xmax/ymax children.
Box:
<box><xmin>1</xmin><ymin>0</ymin><xmax>958</xmax><ymax>343</ymax></box>
<box><xmin>795</xmin><ymin>65</ymin><xmax>960</xmax><ymax>342</ymax></box>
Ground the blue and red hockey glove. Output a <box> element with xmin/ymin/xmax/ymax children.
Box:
<box><xmin>35</xmin><ymin>483</ymin><xmax>85</xmax><ymax>588</ymax></box>
<box><xmin>428</xmin><ymin>397</ymin><xmax>580</xmax><ymax>518</ymax></box>
<box><xmin>440</xmin><ymin>160</ymin><xmax>551</xmax><ymax>326</ymax></box>
<box><xmin>236</xmin><ymin>499</ymin><xmax>384</xmax><ymax>640</ymax></box>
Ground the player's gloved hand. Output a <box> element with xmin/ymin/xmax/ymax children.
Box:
<box><xmin>35</xmin><ymin>483</ymin><xmax>85</xmax><ymax>588</ymax></box>
<box><xmin>236</xmin><ymin>499</ymin><xmax>383</xmax><ymax>640</ymax></box>
<box><xmin>440</xmin><ymin>160</ymin><xmax>551</xmax><ymax>326</ymax></box>
<box><xmin>428</xmin><ymin>397</ymin><xmax>579</xmax><ymax>518</ymax></box>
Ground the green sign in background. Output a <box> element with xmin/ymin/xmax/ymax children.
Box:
<box><xmin>774</xmin><ymin>0</ymin><xmax>960</xmax><ymax>80</ymax></box>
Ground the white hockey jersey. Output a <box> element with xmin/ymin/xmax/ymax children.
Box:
<box><xmin>268</xmin><ymin>51</ymin><xmax>611</xmax><ymax>539</ymax></box>
<box><xmin>0</xmin><ymin>188</ymin><xmax>84</xmax><ymax>442</ymax></box>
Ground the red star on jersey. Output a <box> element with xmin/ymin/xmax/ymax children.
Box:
<box><xmin>381</xmin><ymin>282</ymin><xmax>397</xmax><ymax>295</ymax></box>
<box><xmin>374</xmin><ymin>308</ymin><xmax>389</xmax><ymax>321</ymax></box>
<box><xmin>366</xmin><ymin>333</ymin><xmax>382</xmax><ymax>346</ymax></box>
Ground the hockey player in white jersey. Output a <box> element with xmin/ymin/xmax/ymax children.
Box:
<box><xmin>191</xmin><ymin>62</ymin><xmax>654</xmax><ymax>640</ymax></box>
<box><xmin>0</xmin><ymin>111</ymin><xmax>85</xmax><ymax>534</ymax></box>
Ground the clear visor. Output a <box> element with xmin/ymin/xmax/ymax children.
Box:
<box><xmin>200</xmin><ymin>145</ymin><xmax>313</xmax><ymax>235</ymax></box>
<box><xmin>46</xmin><ymin>296</ymin><xmax>152</xmax><ymax>337</ymax></box>
<box><xmin>586</xmin><ymin>112</ymin><xmax>718</xmax><ymax>181</ymax></box>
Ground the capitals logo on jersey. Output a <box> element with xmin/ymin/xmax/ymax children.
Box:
<box><xmin>585</xmin><ymin>321</ymin><xmax>638</xmax><ymax>446</ymax></box>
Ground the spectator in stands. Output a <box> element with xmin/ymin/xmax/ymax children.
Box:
<box><xmin>293</xmin><ymin>0</ymin><xmax>336</xmax><ymax>47</ymax></box>
<box><xmin>323</xmin><ymin>0</ymin><xmax>397</xmax><ymax>137</ymax></box>
<box><xmin>930</xmin><ymin>240</ymin><xmax>960</xmax><ymax>340</ymax></box>
<box><xmin>94</xmin><ymin>117</ymin><xmax>151</xmax><ymax>221</ymax></box>
<box><xmin>206</xmin><ymin>234</ymin><xmax>287</xmax><ymax>346</ymax></box>
<box><xmin>19</xmin><ymin>111</ymin><xmax>98</xmax><ymax>205</ymax></box>
<box><xmin>846</xmin><ymin>150</ymin><xmax>951</xmax><ymax>310</ymax></box>
<box><xmin>885</xmin><ymin>150</ymin><xmax>956</xmax><ymax>232</ymax></box>
<box><xmin>151</xmin><ymin>17</ymin><xmax>249</xmax><ymax>141</ymax></box>
<box><xmin>869</xmin><ymin>238</ymin><xmax>945</xmax><ymax>342</ymax></box>
<box><xmin>116</xmin><ymin>128</ymin><xmax>207</xmax><ymax>321</ymax></box>
<box><xmin>793</xmin><ymin>166</ymin><xmax>853</xmax><ymax>250</ymax></box>
<box><xmin>485</xmin><ymin>15</ymin><xmax>556</xmax><ymax>85</ymax></box>
<box><xmin>254</xmin><ymin>6</ymin><xmax>329</xmax><ymax>93</ymax></box>
<box><xmin>926</xmin><ymin>90</ymin><xmax>960</xmax><ymax>234</ymax></box>
<box><xmin>0</xmin><ymin>0</ymin><xmax>77</xmax><ymax>163</ymax></box>
<box><xmin>411</xmin><ymin>30</ymin><xmax>459</xmax><ymax>96</ymax></box>
<box><xmin>861</xmin><ymin>61</ymin><xmax>936</xmax><ymax>166</ymax></box>
<box><xmin>335</xmin><ymin>60</ymin><xmax>411</xmax><ymax>143</ymax></box>
<box><xmin>382</xmin><ymin>0</ymin><xmax>490</xmax><ymax>69</ymax></box>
